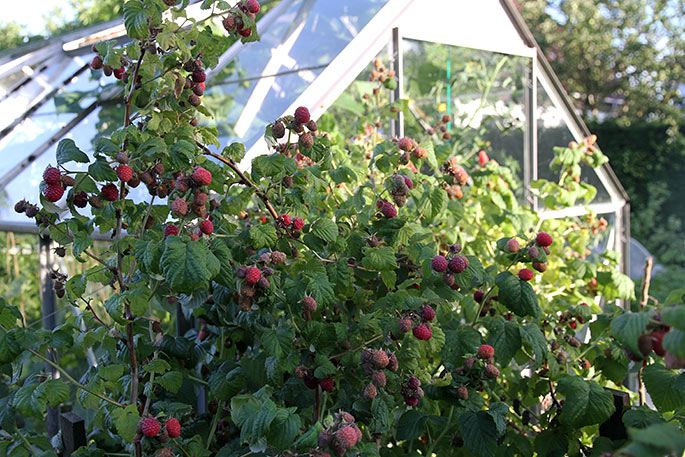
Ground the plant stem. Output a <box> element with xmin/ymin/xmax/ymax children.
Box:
<box><xmin>28</xmin><ymin>348</ymin><xmax>125</xmax><ymax>407</ymax></box>
<box><xmin>329</xmin><ymin>334</ymin><xmax>383</xmax><ymax>360</ymax></box>
<box><xmin>206</xmin><ymin>400</ymin><xmax>223</xmax><ymax>450</ymax></box>
<box><xmin>16</xmin><ymin>427</ymin><xmax>38</xmax><ymax>456</ymax></box>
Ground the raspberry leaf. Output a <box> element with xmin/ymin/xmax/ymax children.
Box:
<box><xmin>396</xmin><ymin>410</ymin><xmax>427</xmax><ymax>440</ymax></box>
<box><xmin>610</xmin><ymin>311</ymin><xmax>651</xmax><ymax>356</ymax></box>
<box><xmin>56</xmin><ymin>139</ymin><xmax>89</xmax><ymax>165</ymax></box>
<box><xmin>642</xmin><ymin>363</ymin><xmax>685</xmax><ymax>412</ymax></box>
<box><xmin>556</xmin><ymin>376</ymin><xmax>615</xmax><ymax>427</ymax></box>
<box><xmin>111</xmin><ymin>404</ymin><xmax>140</xmax><ymax>443</ymax></box>
<box><xmin>160</xmin><ymin>236</ymin><xmax>219</xmax><ymax>293</ymax></box>
<box><xmin>487</xmin><ymin>318</ymin><xmax>521</xmax><ymax>366</ymax></box>
<box><xmin>495</xmin><ymin>271</ymin><xmax>540</xmax><ymax>318</ymax></box>
<box><xmin>663</xmin><ymin>330</ymin><xmax>685</xmax><ymax>357</ymax></box>
<box><xmin>457</xmin><ymin>410</ymin><xmax>498</xmax><ymax>457</ymax></box>
<box><xmin>311</xmin><ymin>217</ymin><xmax>337</xmax><ymax>243</ymax></box>
<box><xmin>122</xmin><ymin>1</ymin><xmax>150</xmax><ymax>39</ymax></box>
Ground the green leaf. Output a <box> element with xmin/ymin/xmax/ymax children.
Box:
<box><xmin>311</xmin><ymin>218</ymin><xmax>337</xmax><ymax>243</ymax></box>
<box><xmin>610</xmin><ymin>312</ymin><xmax>650</xmax><ymax>356</ymax></box>
<box><xmin>519</xmin><ymin>323</ymin><xmax>547</xmax><ymax>368</ymax></box>
<box><xmin>262</xmin><ymin>327</ymin><xmax>295</xmax><ymax>358</ymax></box>
<box><xmin>534</xmin><ymin>430</ymin><xmax>568</xmax><ymax>457</ymax></box>
<box><xmin>361</xmin><ymin>246</ymin><xmax>397</xmax><ymax>271</ymax></box>
<box><xmin>210</xmin><ymin>238</ymin><xmax>234</xmax><ymax>288</ymax></box>
<box><xmin>458</xmin><ymin>410</ymin><xmax>498</xmax><ymax>457</ymax></box>
<box><xmin>267</xmin><ymin>409</ymin><xmax>302</xmax><ymax>450</ymax></box>
<box><xmin>143</xmin><ymin>358</ymin><xmax>170</xmax><ymax>375</ymax></box>
<box><xmin>249</xmin><ymin>224</ymin><xmax>278</xmax><ymax>249</ymax></box>
<box><xmin>556</xmin><ymin>376</ymin><xmax>615</xmax><ymax>427</ymax></box>
<box><xmin>14</xmin><ymin>384</ymin><xmax>46</xmax><ymax>417</ymax></box>
<box><xmin>39</xmin><ymin>379</ymin><xmax>70</xmax><ymax>406</ymax></box>
<box><xmin>623</xmin><ymin>423</ymin><xmax>685</xmax><ymax>457</ymax></box>
<box><xmin>662</xmin><ymin>305</ymin><xmax>685</xmax><ymax>329</ymax></box>
<box><xmin>158</xmin><ymin>371</ymin><xmax>183</xmax><ymax>394</ymax></box>
<box><xmin>123</xmin><ymin>1</ymin><xmax>149</xmax><ymax>39</ymax></box>
<box><xmin>396</xmin><ymin>410</ymin><xmax>427</xmax><ymax>440</ymax></box>
<box><xmin>622</xmin><ymin>406</ymin><xmax>664</xmax><ymax>429</ymax></box>
<box><xmin>371</xmin><ymin>396</ymin><xmax>392</xmax><ymax>433</ymax></box>
<box><xmin>160</xmin><ymin>236</ymin><xmax>218</xmax><ymax>293</ymax></box>
<box><xmin>663</xmin><ymin>329</ymin><xmax>685</xmax><ymax>357</ymax></box>
<box><xmin>0</xmin><ymin>329</ymin><xmax>24</xmax><ymax>363</ymax></box>
<box><xmin>111</xmin><ymin>404</ymin><xmax>140</xmax><ymax>443</ymax></box>
<box><xmin>307</xmin><ymin>273</ymin><xmax>336</xmax><ymax>307</ymax></box>
<box><xmin>487</xmin><ymin>318</ymin><xmax>521</xmax><ymax>366</ymax></box>
<box><xmin>429</xmin><ymin>187</ymin><xmax>447</xmax><ymax>219</ymax></box>
<box><xmin>56</xmin><ymin>139</ymin><xmax>89</xmax><ymax>165</ymax></box>
<box><xmin>642</xmin><ymin>363</ymin><xmax>685</xmax><ymax>412</ymax></box>
<box><xmin>253</xmin><ymin>153</ymin><xmax>286</xmax><ymax>177</ymax></box>
<box><xmin>294</xmin><ymin>422</ymin><xmax>322</xmax><ymax>449</ymax></box>
<box><xmin>495</xmin><ymin>271</ymin><xmax>540</xmax><ymax>317</ymax></box>
<box><xmin>88</xmin><ymin>158</ymin><xmax>117</xmax><ymax>182</ymax></box>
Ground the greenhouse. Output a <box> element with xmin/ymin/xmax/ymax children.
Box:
<box><xmin>5</xmin><ymin>1</ymin><xmax>682</xmax><ymax>457</ymax></box>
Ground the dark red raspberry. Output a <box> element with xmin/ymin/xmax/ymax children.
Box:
<box><xmin>141</xmin><ymin>417</ymin><xmax>161</xmax><ymax>437</ymax></box>
<box><xmin>301</xmin><ymin>296</ymin><xmax>317</xmax><ymax>312</ymax></box>
<box><xmin>443</xmin><ymin>273</ymin><xmax>455</xmax><ymax>287</ymax></box>
<box><xmin>320</xmin><ymin>377</ymin><xmax>334</xmax><ymax>392</ymax></box>
<box><xmin>299</xmin><ymin>132</ymin><xmax>314</xmax><ymax>149</ymax></box>
<box><xmin>457</xmin><ymin>386</ymin><xmax>468</xmax><ymax>400</ymax></box>
<box><xmin>14</xmin><ymin>200</ymin><xmax>27</xmax><ymax>213</ymax></box>
<box><xmin>477</xmin><ymin>344</ymin><xmax>494</xmax><ymax>359</ymax></box>
<box><xmin>372</xmin><ymin>371</ymin><xmax>387</xmax><ymax>388</ymax></box>
<box><xmin>362</xmin><ymin>383</ymin><xmax>377</xmax><ymax>400</ymax></box>
<box><xmin>294</xmin><ymin>106</ymin><xmax>310</xmax><ymax>124</ymax></box>
<box><xmin>272</xmin><ymin>121</ymin><xmax>285</xmax><ymax>138</ymax></box>
<box><xmin>279</xmin><ymin>214</ymin><xmax>291</xmax><ymax>226</ymax></box>
<box><xmin>90</xmin><ymin>56</ymin><xmax>103</xmax><ymax>70</ymax></box>
<box><xmin>398</xmin><ymin>138</ymin><xmax>414</xmax><ymax>151</ymax></box>
<box><xmin>192</xmin><ymin>68</ymin><xmax>206</xmax><ymax>83</ymax></box>
<box><xmin>380</xmin><ymin>201</ymin><xmax>397</xmax><ymax>218</ymax></box>
<box><xmin>238</xmin><ymin>27</ymin><xmax>252</xmax><ymax>37</ymax></box>
<box><xmin>192</xmin><ymin>167</ymin><xmax>212</xmax><ymax>186</ymax></box>
<box><xmin>505</xmin><ymin>238</ymin><xmax>520</xmax><ymax>252</ymax></box>
<box><xmin>407</xmin><ymin>376</ymin><xmax>420</xmax><ymax>390</ymax></box>
<box><xmin>73</xmin><ymin>191</ymin><xmax>88</xmax><ymax>208</ymax></box>
<box><xmin>569</xmin><ymin>321</ymin><xmax>577</xmax><ymax>330</ymax></box>
<box><xmin>336</xmin><ymin>426</ymin><xmax>358</xmax><ymax>449</ymax></box>
<box><xmin>165</xmin><ymin>418</ymin><xmax>181</xmax><ymax>438</ymax></box>
<box><xmin>116</xmin><ymin>164</ymin><xmax>133</xmax><ymax>183</ymax></box>
<box><xmin>484</xmin><ymin>364</ymin><xmax>500</xmax><ymax>379</ymax></box>
<box><xmin>222</xmin><ymin>15</ymin><xmax>236</xmax><ymax>32</ymax></box>
<box><xmin>421</xmin><ymin>305</ymin><xmax>436</xmax><ymax>322</ymax></box>
<box><xmin>518</xmin><ymin>269</ymin><xmax>534</xmax><ymax>281</ymax></box>
<box><xmin>372</xmin><ymin>350</ymin><xmax>389</xmax><ymax>369</ymax></box>
<box><xmin>528</xmin><ymin>246</ymin><xmax>539</xmax><ymax>258</ymax></box>
<box><xmin>101</xmin><ymin>184</ymin><xmax>119</xmax><ymax>201</ymax></box>
<box><xmin>448</xmin><ymin>256</ymin><xmax>466</xmax><ymax>273</ymax></box>
<box><xmin>650</xmin><ymin>331</ymin><xmax>667</xmax><ymax>357</ymax></box>
<box><xmin>292</xmin><ymin>217</ymin><xmax>305</xmax><ymax>230</ymax></box>
<box><xmin>403</xmin><ymin>176</ymin><xmax>413</xmax><ymax>189</ymax></box>
<box><xmin>399</xmin><ymin>318</ymin><xmax>412</xmax><ymax>333</ymax></box>
<box><xmin>43</xmin><ymin>185</ymin><xmax>64</xmax><ymax>202</ymax></box>
<box><xmin>245</xmin><ymin>0</ymin><xmax>260</xmax><ymax>13</ymax></box>
<box><xmin>536</xmin><ymin>232</ymin><xmax>553</xmax><ymax>247</ymax></box>
<box><xmin>387</xmin><ymin>353</ymin><xmax>398</xmax><ymax>371</ymax></box>
<box><xmin>171</xmin><ymin>198</ymin><xmax>188</xmax><ymax>217</ymax></box>
<box><xmin>200</xmin><ymin>220</ymin><xmax>214</xmax><ymax>235</ymax></box>
<box><xmin>532</xmin><ymin>262</ymin><xmax>547</xmax><ymax>272</ymax></box>
<box><xmin>43</xmin><ymin>167</ymin><xmax>61</xmax><ymax>185</ymax></box>
<box><xmin>431</xmin><ymin>255</ymin><xmax>448</xmax><ymax>272</ymax></box>
<box><xmin>405</xmin><ymin>396</ymin><xmax>419</xmax><ymax>406</ymax></box>
<box><xmin>271</xmin><ymin>251</ymin><xmax>287</xmax><ymax>265</ymax></box>
<box><xmin>473</xmin><ymin>290</ymin><xmax>484</xmax><ymax>303</ymax></box>
<box><xmin>413</xmin><ymin>324</ymin><xmax>432</xmax><ymax>340</ymax></box>
<box><xmin>113</xmin><ymin>67</ymin><xmax>125</xmax><ymax>79</ymax></box>
<box><xmin>164</xmin><ymin>225</ymin><xmax>179</xmax><ymax>239</ymax></box>
<box><xmin>245</xmin><ymin>267</ymin><xmax>261</xmax><ymax>285</ymax></box>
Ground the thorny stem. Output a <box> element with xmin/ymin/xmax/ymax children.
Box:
<box><xmin>199</xmin><ymin>142</ymin><xmax>280</xmax><ymax>219</ymax></box>
<box><xmin>329</xmin><ymin>334</ymin><xmax>383</xmax><ymax>360</ymax></box>
<box><xmin>206</xmin><ymin>399</ymin><xmax>223</xmax><ymax>450</ymax></box>
<box><xmin>27</xmin><ymin>348</ymin><xmax>125</xmax><ymax>408</ymax></box>
<box><xmin>314</xmin><ymin>385</ymin><xmax>321</xmax><ymax>422</ymax></box>
<box><xmin>82</xmin><ymin>297</ymin><xmax>112</xmax><ymax>332</ymax></box>
<box><xmin>124</xmin><ymin>48</ymin><xmax>146</xmax><ymax>127</ymax></box>
<box><xmin>16</xmin><ymin>427</ymin><xmax>38</xmax><ymax>456</ymax></box>
<box><xmin>426</xmin><ymin>406</ymin><xmax>454</xmax><ymax>456</ymax></box>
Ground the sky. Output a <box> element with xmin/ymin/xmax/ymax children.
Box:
<box><xmin>3</xmin><ymin>0</ymin><xmax>76</xmax><ymax>34</ymax></box>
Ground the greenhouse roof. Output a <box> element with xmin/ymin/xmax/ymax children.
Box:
<box><xmin>0</xmin><ymin>0</ymin><xmax>629</xmax><ymax>252</ymax></box>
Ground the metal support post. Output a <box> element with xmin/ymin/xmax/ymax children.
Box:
<box><xmin>39</xmin><ymin>235</ymin><xmax>59</xmax><ymax>437</ymax></box>
<box><xmin>389</xmin><ymin>27</ymin><xmax>404</xmax><ymax>138</ymax></box>
<box><xmin>523</xmin><ymin>56</ymin><xmax>538</xmax><ymax>208</ymax></box>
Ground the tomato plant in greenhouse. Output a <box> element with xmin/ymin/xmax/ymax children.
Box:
<box><xmin>1</xmin><ymin>1</ymin><xmax>684</xmax><ymax>457</ymax></box>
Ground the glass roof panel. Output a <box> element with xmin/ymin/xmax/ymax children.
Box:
<box><xmin>205</xmin><ymin>0</ymin><xmax>389</xmax><ymax>151</ymax></box>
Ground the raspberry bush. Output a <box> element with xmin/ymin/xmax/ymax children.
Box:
<box><xmin>2</xmin><ymin>1</ymin><xmax>685</xmax><ymax>457</ymax></box>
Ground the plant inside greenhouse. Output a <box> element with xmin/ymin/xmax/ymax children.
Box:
<box><xmin>0</xmin><ymin>1</ymin><xmax>683</xmax><ymax>457</ymax></box>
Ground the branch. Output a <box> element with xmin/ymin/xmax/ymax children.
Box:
<box><xmin>640</xmin><ymin>257</ymin><xmax>653</xmax><ymax>308</ymax></box>
<box><xmin>329</xmin><ymin>334</ymin><xmax>383</xmax><ymax>360</ymax></box>
<box><xmin>125</xmin><ymin>48</ymin><xmax>146</xmax><ymax>127</ymax></box>
<box><xmin>197</xmin><ymin>142</ymin><xmax>279</xmax><ymax>220</ymax></box>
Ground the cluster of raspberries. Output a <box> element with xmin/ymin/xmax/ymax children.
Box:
<box><xmin>88</xmin><ymin>46</ymin><xmax>126</xmax><ymax>80</ymax></box>
<box><xmin>425</xmin><ymin>113</ymin><xmax>454</xmax><ymax>141</ymax></box>
<box><xmin>396</xmin><ymin>136</ymin><xmax>427</xmax><ymax>160</ymax></box>
<box><xmin>235</xmin><ymin>257</ymin><xmax>276</xmax><ymax>311</ymax></box>
<box><xmin>454</xmin><ymin>345</ymin><xmax>500</xmax><ymax>382</ymax></box>
<box><xmin>316</xmin><ymin>411</ymin><xmax>362</xmax><ymax>457</ymax></box>
<box><xmin>361</xmin><ymin>58</ymin><xmax>398</xmax><ymax>98</ymax></box>
<box><xmin>376</xmin><ymin>199</ymin><xmax>398</xmax><ymax>219</ymax></box>
<box><xmin>270</xmin><ymin>106</ymin><xmax>318</xmax><ymax>151</ymax></box>
<box><xmin>295</xmin><ymin>364</ymin><xmax>335</xmax><ymax>393</ymax></box>
<box><xmin>473</xmin><ymin>289</ymin><xmax>500</xmax><ymax>317</ymax></box>
<box><xmin>221</xmin><ymin>0</ymin><xmax>260</xmax><ymax>38</ymax></box>
<box><xmin>431</xmin><ymin>243</ymin><xmax>469</xmax><ymax>289</ymax></box>
<box><xmin>360</xmin><ymin>348</ymin><xmax>398</xmax><ymax>400</ymax></box>
<box><xmin>178</xmin><ymin>58</ymin><xmax>208</xmax><ymax>113</ymax></box>
<box><xmin>506</xmin><ymin>232</ymin><xmax>553</xmax><ymax>283</ymax></box>
<box><xmin>389</xmin><ymin>173</ymin><xmax>413</xmax><ymax>208</ymax></box>
<box><xmin>441</xmin><ymin>157</ymin><xmax>469</xmax><ymax>200</ymax></box>
<box><xmin>277</xmin><ymin>213</ymin><xmax>306</xmax><ymax>239</ymax></box>
<box><xmin>401</xmin><ymin>376</ymin><xmax>424</xmax><ymax>406</ymax></box>
<box><xmin>134</xmin><ymin>416</ymin><xmax>181</xmax><ymax>443</ymax></box>
<box><xmin>396</xmin><ymin>304</ymin><xmax>436</xmax><ymax>341</ymax></box>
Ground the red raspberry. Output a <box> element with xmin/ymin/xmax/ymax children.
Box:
<box><xmin>336</xmin><ymin>426</ymin><xmax>358</xmax><ymax>449</ymax></box>
<box><xmin>569</xmin><ymin>321</ymin><xmax>577</xmax><ymax>330</ymax></box>
<box><xmin>484</xmin><ymin>364</ymin><xmax>500</xmax><ymax>379</ymax></box>
<box><xmin>372</xmin><ymin>371</ymin><xmax>387</xmax><ymax>388</ymax></box>
<box><xmin>380</xmin><ymin>201</ymin><xmax>397</xmax><ymax>218</ymax></box>
<box><xmin>457</xmin><ymin>386</ymin><xmax>469</xmax><ymax>400</ymax></box>
<box><xmin>448</xmin><ymin>256</ymin><xmax>466</xmax><ymax>274</ymax></box>
<box><xmin>279</xmin><ymin>214</ymin><xmax>291</xmax><ymax>226</ymax></box>
<box><xmin>192</xmin><ymin>68</ymin><xmax>206</xmax><ymax>83</ymax></box>
<box><xmin>431</xmin><ymin>255</ymin><xmax>448</xmax><ymax>272</ymax></box>
<box><xmin>532</xmin><ymin>262</ymin><xmax>547</xmax><ymax>272</ymax></box>
<box><xmin>101</xmin><ymin>183</ymin><xmax>119</xmax><ymax>201</ymax></box>
<box><xmin>362</xmin><ymin>383</ymin><xmax>377</xmax><ymax>400</ymax></box>
<box><xmin>245</xmin><ymin>0</ymin><xmax>260</xmax><ymax>13</ymax></box>
<box><xmin>387</xmin><ymin>352</ymin><xmax>399</xmax><ymax>371</ymax></box>
<box><xmin>518</xmin><ymin>269</ymin><xmax>534</xmax><ymax>281</ymax></box>
<box><xmin>294</xmin><ymin>106</ymin><xmax>310</xmax><ymax>124</ymax></box>
<box><xmin>372</xmin><ymin>350</ymin><xmax>389</xmax><ymax>369</ymax></box>
<box><xmin>320</xmin><ymin>377</ymin><xmax>334</xmax><ymax>392</ymax></box>
<box><xmin>292</xmin><ymin>217</ymin><xmax>305</xmax><ymax>230</ymax></box>
<box><xmin>403</xmin><ymin>176</ymin><xmax>413</xmax><ymax>189</ymax></box>
<box><xmin>43</xmin><ymin>167</ymin><xmax>61</xmax><ymax>185</ymax></box>
<box><xmin>473</xmin><ymin>290</ymin><xmax>484</xmax><ymax>303</ymax></box>
<box><xmin>192</xmin><ymin>167</ymin><xmax>212</xmax><ymax>186</ymax></box>
<box><xmin>477</xmin><ymin>344</ymin><xmax>495</xmax><ymax>359</ymax></box>
<box><xmin>141</xmin><ymin>417</ymin><xmax>161</xmax><ymax>437</ymax></box>
<box><xmin>165</xmin><ymin>418</ymin><xmax>181</xmax><ymax>438</ymax></box>
<box><xmin>238</xmin><ymin>27</ymin><xmax>252</xmax><ymax>37</ymax></box>
<box><xmin>43</xmin><ymin>184</ymin><xmax>65</xmax><ymax>202</ymax></box>
<box><xmin>478</xmin><ymin>150</ymin><xmax>489</xmax><ymax>165</ymax></box>
<box><xmin>113</xmin><ymin>67</ymin><xmax>125</xmax><ymax>79</ymax></box>
<box><xmin>341</xmin><ymin>412</ymin><xmax>355</xmax><ymax>423</ymax></box>
<box><xmin>301</xmin><ymin>296</ymin><xmax>317</xmax><ymax>312</ymax></box>
<box><xmin>116</xmin><ymin>164</ymin><xmax>133</xmax><ymax>182</ymax></box>
<box><xmin>73</xmin><ymin>191</ymin><xmax>88</xmax><ymax>208</ymax></box>
<box><xmin>528</xmin><ymin>246</ymin><xmax>539</xmax><ymax>258</ymax></box>
<box><xmin>200</xmin><ymin>220</ymin><xmax>214</xmax><ymax>235</ymax></box>
<box><xmin>650</xmin><ymin>331</ymin><xmax>667</xmax><ymax>357</ymax></box>
<box><xmin>245</xmin><ymin>267</ymin><xmax>261</xmax><ymax>285</ymax></box>
<box><xmin>398</xmin><ymin>138</ymin><xmax>414</xmax><ymax>151</ymax></box>
<box><xmin>536</xmin><ymin>232</ymin><xmax>553</xmax><ymax>247</ymax></box>
<box><xmin>90</xmin><ymin>56</ymin><xmax>103</xmax><ymax>70</ymax></box>
<box><xmin>421</xmin><ymin>305</ymin><xmax>436</xmax><ymax>322</ymax></box>
<box><xmin>405</xmin><ymin>396</ymin><xmax>419</xmax><ymax>406</ymax></box>
<box><xmin>413</xmin><ymin>324</ymin><xmax>432</xmax><ymax>340</ymax></box>
<box><xmin>164</xmin><ymin>224</ymin><xmax>179</xmax><ymax>239</ymax></box>
<box><xmin>171</xmin><ymin>198</ymin><xmax>188</xmax><ymax>217</ymax></box>
<box><xmin>399</xmin><ymin>318</ymin><xmax>412</xmax><ymax>333</ymax></box>
<box><xmin>505</xmin><ymin>238</ymin><xmax>520</xmax><ymax>253</ymax></box>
